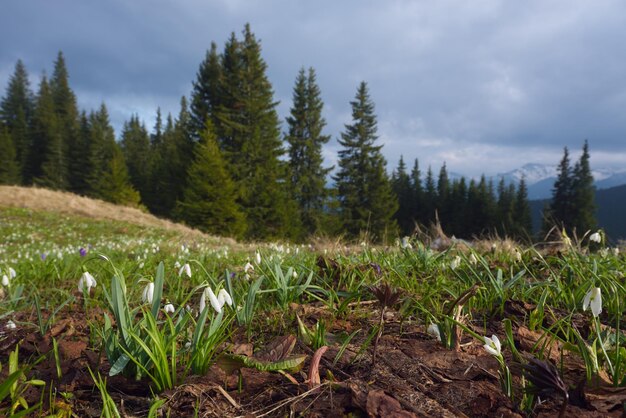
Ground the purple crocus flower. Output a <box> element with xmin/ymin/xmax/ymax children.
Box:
<box><xmin>369</xmin><ymin>262</ymin><xmax>382</xmax><ymax>276</ymax></box>
<box><xmin>40</xmin><ymin>253</ymin><xmax>47</xmax><ymax>261</ymax></box>
<box><xmin>79</xmin><ymin>247</ymin><xmax>87</xmax><ymax>257</ymax></box>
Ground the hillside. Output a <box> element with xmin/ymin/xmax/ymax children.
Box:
<box><xmin>0</xmin><ymin>186</ymin><xmax>238</xmax><ymax>246</ymax></box>
<box><xmin>530</xmin><ymin>183</ymin><xmax>626</xmax><ymax>240</ymax></box>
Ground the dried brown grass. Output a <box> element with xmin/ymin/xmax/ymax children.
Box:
<box><xmin>0</xmin><ymin>186</ymin><xmax>235</xmax><ymax>244</ymax></box>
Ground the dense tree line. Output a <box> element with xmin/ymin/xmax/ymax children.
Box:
<box><xmin>0</xmin><ymin>25</ymin><xmax>544</xmax><ymax>242</ymax></box>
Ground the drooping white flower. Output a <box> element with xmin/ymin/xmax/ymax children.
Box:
<box><xmin>613</xmin><ymin>247</ymin><xmax>620</xmax><ymax>257</ymax></box>
<box><xmin>163</xmin><ymin>303</ymin><xmax>175</xmax><ymax>314</ymax></box>
<box><xmin>589</xmin><ymin>232</ymin><xmax>602</xmax><ymax>243</ymax></box>
<box><xmin>401</xmin><ymin>237</ymin><xmax>412</xmax><ymax>249</ymax></box>
<box><xmin>450</xmin><ymin>256</ymin><xmax>461</xmax><ymax>270</ymax></box>
<box><xmin>200</xmin><ymin>287</ymin><xmax>222</xmax><ymax>314</ymax></box>
<box><xmin>244</xmin><ymin>262</ymin><xmax>254</xmax><ymax>274</ymax></box>
<box><xmin>483</xmin><ymin>335</ymin><xmax>502</xmax><ymax>356</ymax></box>
<box><xmin>8</xmin><ymin>267</ymin><xmax>16</xmax><ymax>279</ymax></box>
<box><xmin>427</xmin><ymin>323</ymin><xmax>441</xmax><ymax>341</ymax></box>
<box><xmin>469</xmin><ymin>253</ymin><xmax>478</xmax><ymax>265</ymax></box>
<box><xmin>142</xmin><ymin>282</ymin><xmax>155</xmax><ymax>304</ymax></box>
<box><xmin>255</xmin><ymin>251</ymin><xmax>262</xmax><ymax>265</ymax></box>
<box><xmin>217</xmin><ymin>288</ymin><xmax>233</xmax><ymax>307</ymax></box>
<box><xmin>583</xmin><ymin>287</ymin><xmax>602</xmax><ymax>318</ymax></box>
<box><xmin>179</xmin><ymin>263</ymin><xmax>192</xmax><ymax>278</ymax></box>
<box><xmin>6</xmin><ymin>320</ymin><xmax>16</xmax><ymax>330</ymax></box>
<box><xmin>78</xmin><ymin>271</ymin><xmax>97</xmax><ymax>294</ymax></box>
<box><xmin>1</xmin><ymin>275</ymin><xmax>9</xmax><ymax>287</ymax></box>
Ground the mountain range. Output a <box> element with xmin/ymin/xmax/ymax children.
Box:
<box><xmin>496</xmin><ymin>163</ymin><xmax>626</xmax><ymax>199</ymax></box>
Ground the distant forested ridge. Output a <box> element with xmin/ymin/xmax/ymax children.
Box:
<box><xmin>2</xmin><ymin>25</ymin><xmax>598</xmax><ymax>243</ymax></box>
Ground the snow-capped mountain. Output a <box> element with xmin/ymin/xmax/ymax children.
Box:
<box><xmin>496</xmin><ymin>163</ymin><xmax>626</xmax><ymax>199</ymax></box>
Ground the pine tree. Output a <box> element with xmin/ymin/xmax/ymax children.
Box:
<box><xmin>212</xmin><ymin>24</ymin><xmax>300</xmax><ymax>239</ymax></box>
<box><xmin>50</xmin><ymin>51</ymin><xmax>80</xmax><ymax>192</ymax></box>
<box><xmin>86</xmin><ymin>104</ymin><xmax>117</xmax><ymax>198</ymax></box>
<box><xmin>31</xmin><ymin>75</ymin><xmax>67</xmax><ymax>189</ymax></box>
<box><xmin>513</xmin><ymin>176</ymin><xmax>532</xmax><ymax>240</ymax></box>
<box><xmin>285</xmin><ymin>67</ymin><xmax>332</xmax><ymax>237</ymax></box>
<box><xmin>496</xmin><ymin>177</ymin><xmax>515</xmax><ymax>236</ymax></box>
<box><xmin>423</xmin><ymin>166</ymin><xmax>437</xmax><ymax>225</ymax></box>
<box><xmin>410</xmin><ymin>158</ymin><xmax>423</xmax><ymax>226</ymax></box>
<box><xmin>190</xmin><ymin>42</ymin><xmax>222</xmax><ymax>140</ymax></box>
<box><xmin>70</xmin><ymin>111</ymin><xmax>91</xmax><ymax>194</ymax></box>
<box><xmin>175</xmin><ymin>121</ymin><xmax>245</xmax><ymax>237</ymax></box>
<box><xmin>0</xmin><ymin>126</ymin><xmax>20</xmax><ymax>184</ymax></box>
<box><xmin>436</xmin><ymin>163</ymin><xmax>450</xmax><ymax>229</ymax></box>
<box><xmin>333</xmin><ymin>82</ymin><xmax>397</xmax><ymax>241</ymax></box>
<box><xmin>447</xmin><ymin>178</ymin><xmax>468</xmax><ymax>237</ymax></box>
<box><xmin>544</xmin><ymin>147</ymin><xmax>574</xmax><ymax>233</ymax></box>
<box><xmin>97</xmin><ymin>144</ymin><xmax>141</xmax><ymax>207</ymax></box>
<box><xmin>0</xmin><ymin>60</ymin><xmax>33</xmax><ymax>183</ymax></box>
<box><xmin>571</xmin><ymin>140</ymin><xmax>596</xmax><ymax>233</ymax></box>
<box><xmin>120</xmin><ymin>115</ymin><xmax>151</xmax><ymax>201</ymax></box>
<box><xmin>391</xmin><ymin>156</ymin><xmax>413</xmax><ymax>235</ymax></box>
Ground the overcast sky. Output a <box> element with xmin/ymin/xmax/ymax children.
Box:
<box><xmin>2</xmin><ymin>0</ymin><xmax>626</xmax><ymax>177</ymax></box>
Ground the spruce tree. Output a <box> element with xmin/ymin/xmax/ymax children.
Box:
<box><xmin>571</xmin><ymin>140</ymin><xmax>596</xmax><ymax>233</ymax></box>
<box><xmin>285</xmin><ymin>67</ymin><xmax>332</xmax><ymax>237</ymax></box>
<box><xmin>496</xmin><ymin>177</ymin><xmax>515</xmax><ymax>236</ymax></box>
<box><xmin>410</xmin><ymin>158</ymin><xmax>423</xmax><ymax>226</ymax></box>
<box><xmin>86</xmin><ymin>104</ymin><xmax>117</xmax><ymax>198</ymax></box>
<box><xmin>213</xmin><ymin>24</ymin><xmax>300</xmax><ymax>239</ymax></box>
<box><xmin>0</xmin><ymin>126</ymin><xmax>20</xmax><ymax>184</ymax></box>
<box><xmin>423</xmin><ymin>166</ymin><xmax>437</xmax><ymax>225</ymax></box>
<box><xmin>333</xmin><ymin>82</ymin><xmax>397</xmax><ymax>241</ymax></box>
<box><xmin>447</xmin><ymin>178</ymin><xmax>468</xmax><ymax>237</ymax></box>
<box><xmin>175</xmin><ymin>121</ymin><xmax>245</xmax><ymax>237</ymax></box>
<box><xmin>97</xmin><ymin>144</ymin><xmax>141</xmax><ymax>207</ymax></box>
<box><xmin>31</xmin><ymin>75</ymin><xmax>67</xmax><ymax>189</ymax></box>
<box><xmin>120</xmin><ymin>115</ymin><xmax>151</xmax><ymax>201</ymax></box>
<box><xmin>190</xmin><ymin>42</ymin><xmax>222</xmax><ymax>140</ymax></box>
<box><xmin>50</xmin><ymin>51</ymin><xmax>80</xmax><ymax>192</ymax></box>
<box><xmin>513</xmin><ymin>176</ymin><xmax>532</xmax><ymax>239</ymax></box>
<box><xmin>391</xmin><ymin>156</ymin><xmax>413</xmax><ymax>236</ymax></box>
<box><xmin>0</xmin><ymin>60</ymin><xmax>33</xmax><ymax>183</ymax></box>
<box><xmin>544</xmin><ymin>147</ymin><xmax>574</xmax><ymax>233</ymax></box>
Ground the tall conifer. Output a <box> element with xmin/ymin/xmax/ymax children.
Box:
<box><xmin>333</xmin><ymin>82</ymin><xmax>397</xmax><ymax>241</ymax></box>
<box><xmin>572</xmin><ymin>140</ymin><xmax>596</xmax><ymax>233</ymax></box>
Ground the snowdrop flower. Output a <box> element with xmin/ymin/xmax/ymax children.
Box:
<box><xmin>1</xmin><ymin>275</ymin><xmax>9</xmax><ymax>287</ymax></box>
<box><xmin>450</xmin><ymin>256</ymin><xmax>461</xmax><ymax>270</ymax></box>
<box><xmin>483</xmin><ymin>335</ymin><xmax>502</xmax><ymax>357</ymax></box>
<box><xmin>255</xmin><ymin>251</ymin><xmax>261</xmax><ymax>265</ymax></box>
<box><xmin>244</xmin><ymin>262</ymin><xmax>254</xmax><ymax>274</ymax></box>
<box><xmin>163</xmin><ymin>303</ymin><xmax>175</xmax><ymax>314</ymax></box>
<box><xmin>589</xmin><ymin>232</ymin><xmax>602</xmax><ymax>243</ymax></box>
<box><xmin>401</xmin><ymin>237</ymin><xmax>412</xmax><ymax>249</ymax></box>
<box><xmin>469</xmin><ymin>253</ymin><xmax>478</xmax><ymax>265</ymax></box>
<box><xmin>613</xmin><ymin>247</ymin><xmax>620</xmax><ymax>257</ymax></box>
<box><xmin>200</xmin><ymin>287</ymin><xmax>222</xmax><ymax>314</ymax></box>
<box><xmin>174</xmin><ymin>260</ymin><xmax>181</xmax><ymax>269</ymax></box>
<box><xmin>179</xmin><ymin>263</ymin><xmax>192</xmax><ymax>278</ymax></box>
<box><xmin>78</xmin><ymin>272</ymin><xmax>97</xmax><ymax>294</ymax></box>
<box><xmin>6</xmin><ymin>320</ymin><xmax>16</xmax><ymax>330</ymax></box>
<box><xmin>217</xmin><ymin>288</ymin><xmax>233</xmax><ymax>307</ymax></box>
<box><xmin>142</xmin><ymin>282</ymin><xmax>155</xmax><ymax>304</ymax></box>
<box><xmin>583</xmin><ymin>287</ymin><xmax>602</xmax><ymax>318</ymax></box>
<box><xmin>427</xmin><ymin>323</ymin><xmax>441</xmax><ymax>341</ymax></box>
<box><xmin>8</xmin><ymin>267</ymin><xmax>16</xmax><ymax>279</ymax></box>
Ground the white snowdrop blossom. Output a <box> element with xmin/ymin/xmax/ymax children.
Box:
<box><xmin>163</xmin><ymin>303</ymin><xmax>175</xmax><ymax>314</ymax></box>
<box><xmin>589</xmin><ymin>232</ymin><xmax>602</xmax><ymax>243</ymax></box>
<box><xmin>255</xmin><ymin>251</ymin><xmax>261</xmax><ymax>265</ymax></box>
<box><xmin>174</xmin><ymin>261</ymin><xmax>181</xmax><ymax>269</ymax></box>
<box><xmin>583</xmin><ymin>287</ymin><xmax>602</xmax><ymax>318</ymax></box>
<box><xmin>78</xmin><ymin>272</ymin><xmax>97</xmax><ymax>294</ymax></box>
<box><xmin>244</xmin><ymin>262</ymin><xmax>254</xmax><ymax>274</ymax></box>
<box><xmin>8</xmin><ymin>267</ymin><xmax>16</xmax><ymax>279</ymax></box>
<box><xmin>217</xmin><ymin>289</ymin><xmax>233</xmax><ymax>307</ymax></box>
<box><xmin>469</xmin><ymin>253</ymin><xmax>478</xmax><ymax>265</ymax></box>
<box><xmin>179</xmin><ymin>263</ymin><xmax>192</xmax><ymax>278</ymax></box>
<box><xmin>292</xmin><ymin>270</ymin><xmax>298</xmax><ymax>279</ymax></box>
<box><xmin>1</xmin><ymin>275</ymin><xmax>9</xmax><ymax>287</ymax></box>
<box><xmin>450</xmin><ymin>256</ymin><xmax>461</xmax><ymax>270</ymax></box>
<box><xmin>204</xmin><ymin>287</ymin><xmax>222</xmax><ymax>313</ymax></box>
<box><xmin>427</xmin><ymin>323</ymin><xmax>441</xmax><ymax>341</ymax></box>
<box><xmin>401</xmin><ymin>237</ymin><xmax>412</xmax><ymax>249</ymax></box>
<box><xmin>483</xmin><ymin>335</ymin><xmax>502</xmax><ymax>357</ymax></box>
<box><xmin>142</xmin><ymin>282</ymin><xmax>155</xmax><ymax>304</ymax></box>
<box><xmin>6</xmin><ymin>320</ymin><xmax>16</xmax><ymax>330</ymax></box>
<box><xmin>613</xmin><ymin>247</ymin><xmax>620</xmax><ymax>257</ymax></box>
